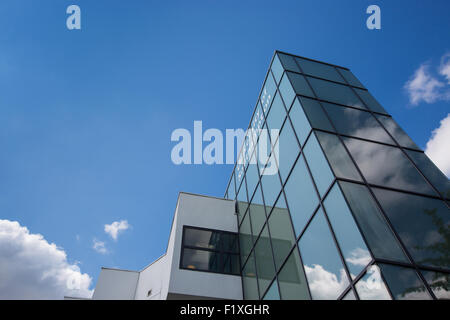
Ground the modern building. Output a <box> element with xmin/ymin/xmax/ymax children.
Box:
<box><xmin>89</xmin><ymin>51</ymin><xmax>450</xmax><ymax>300</ymax></box>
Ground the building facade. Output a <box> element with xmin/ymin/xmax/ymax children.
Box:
<box><xmin>89</xmin><ymin>51</ymin><xmax>450</xmax><ymax>300</ymax></box>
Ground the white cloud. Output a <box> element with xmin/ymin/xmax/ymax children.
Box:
<box><xmin>404</xmin><ymin>64</ymin><xmax>444</xmax><ymax>105</ymax></box>
<box><xmin>104</xmin><ymin>220</ymin><xmax>130</xmax><ymax>241</ymax></box>
<box><xmin>425</xmin><ymin>113</ymin><xmax>450</xmax><ymax>177</ymax></box>
<box><xmin>304</xmin><ymin>265</ymin><xmax>349</xmax><ymax>300</ymax></box>
<box><xmin>439</xmin><ymin>53</ymin><xmax>450</xmax><ymax>84</ymax></box>
<box><xmin>0</xmin><ymin>219</ymin><xmax>92</xmax><ymax>299</ymax></box>
<box><xmin>92</xmin><ymin>238</ymin><xmax>108</xmax><ymax>254</ymax></box>
<box><xmin>345</xmin><ymin>248</ymin><xmax>372</xmax><ymax>267</ymax></box>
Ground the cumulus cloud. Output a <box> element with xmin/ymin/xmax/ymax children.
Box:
<box><xmin>104</xmin><ymin>220</ymin><xmax>130</xmax><ymax>241</ymax></box>
<box><xmin>425</xmin><ymin>113</ymin><xmax>450</xmax><ymax>177</ymax></box>
<box><xmin>92</xmin><ymin>238</ymin><xmax>108</xmax><ymax>254</ymax></box>
<box><xmin>404</xmin><ymin>53</ymin><xmax>450</xmax><ymax>105</ymax></box>
<box><xmin>0</xmin><ymin>219</ymin><xmax>92</xmax><ymax>299</ymax></box>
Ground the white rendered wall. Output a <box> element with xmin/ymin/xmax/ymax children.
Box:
<box><xmin>92</xmin><ymin>268</ymin><xmax>139</xmax><ymax>300</ymax></box>
<box><xmin>134</xmin><ymin>255</ymin><xmax>167</xmax><ymax>300</ymax></box>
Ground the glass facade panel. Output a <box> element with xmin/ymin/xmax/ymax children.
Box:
<box><xmin>277</xmin><ymin>248</ymin><xmax>310</xmax><ymax>300</ymax></box>
<box><xmin>296</xmin><ymin>57</ymin><xmax>345</xmax><ymax>83</ymax></box>
<box><xmin>268</xmin><ymin>195</ymin><xmax>296</xmax><ymax>271</ymax></box>
<box><xmin>288</xmin><ymin>98</ymin><xmax>312</xmax><ymax>146</ymax></box>
<box><xmin>245</xmin><ymin>150</ymin><xmax>259</xmax><ymax>200</ymax></box>
<box><xmin>376</xmin><ymin>115</ymin><xmax>419</xmax><ymax>149</ymax></box>
<box><xmin>227</xmin><ymin>173</ymin><xmax>236</xmax><ymax>200</ymax></box>
<box><xmin>298</xmin><ymin>96</ymin><xmax>334</xmax><ymax>132</ymax></box>
<box><xmin>184</xmin><ymin>228</ymin><xmax>220</xmax><ymax>250</ymax></box>
<box><xmin>406</xmin><ymin>150</ymin><xmax>450</xmax><ymax>198</ymax></box>
<box><xmin>260</xmin><ymin>166</ymin><xmax>281</xmax><ymax>210</ymax></box>
<box><xmin>271</xmin><ymin>54</ymin><xmax>284</xmax><ymax>84</ymax></box>
<box><xmin>355</xmin><ymin>265</ymin><xmax>391</xmax><ymax>300</ymax></box>
<box><xmin>342</xmin><ymin>290</ymin><xmax>357</xmax><ymax>300</ymax></box>
<box><xmin>266</xmin><ymin>91</ymin><xmax>286</xmax><ymax>131</ymax></box>
<box><xmin>279</xmin><ymin>72</ymin><xmax>296</xmax><ymax>110</ymax></box>
<box><xmin>261</xmin><ymin>75</ymin><xmax>276</xmax><ymax>116</ymax></box>
<box><xmin>277</xmin><ymin>53</ymin><xmax>300</xmax><ymax>73</ymax></box>
<box><xmin>344</xmin><ymin>137</ymin><xmax>437</xmax><ymax>196</ymax></box>
<box><xmin>373</xmin><ymin>188</ymin><xmax>450</xmax><ymax>269</ymax></box>
<box><xmin>263</xmin><ymin>280</ymin><xmax>281</xmax><ymax>300</ymax></box>
<box><xmin>276</xmin><ymin>120</ymin><xmax>300</xmax><ymax>183</ymax></box>
<box><xmin>181</xmin><ymin>248</ymin><xmax>221</xmax><ymax>272</ymax></box>
<box><xmin>242</xmin><ymin>252</ymin><xmax>259</xmax><ymax>300</ymax></box>
<box><xmin>239</xmin><ymin>211</ymin><xmax>253</xmax><ymax>266</ymax></box>
<box><xmin>236</xmin><ymin>178</ymin><xmax>249</xmax><ymax>224</ymax></box>
<box><xmin>323</xmin><ymin>102</ymin><xmax>394</xmax><ymax>144</ymax></box>
<box><xmin>324</xmin><ymin>183</ymin><xmax>371</xmax><ymax>279</ymax></box>
<box><xmin>337</xmin><ymin>68</ymin><xmax>365</xmax><ymax>89</ymax></box>
<box><xmin>354</xmin><ymin>88</ymin><xmax>387</xmax><ymax>114</ymax></box>
<box><xmin>339</xmin><ymin>181</ymin><xmax>408</xmax><ymax>263</ymax></box>
<box><xmin>286</xmin><ymin>72</ymin><xmax>315</xmax><ymax>98</ymax></box>
<box><xmin>421</xmin><ymin>270</ymin><xmax>450</xmax><ymax>299</ymax></box>
<box><xmin>315</xmin><ymin>131</ymin><xmax>362</xmax><ymax>181</ymax></box>
<box><xmin>284</xmin><ymin>156</ymin><xmax>319</xmax><ymax>237</ymax></box>
<box><xmin>379</xmin><ymin>264</ymin><xmax>431</xmax><ymax>300</ymax></box>
<box><xmin>255</xmin><ymin>226</ymin><xmax>276</xmax><ymax>296</ymax></box>
<box><xmin>249</xmin><ymin>184</ymin><xmax>266</xmax><ymax>238</ymax></box>
<box><xmin>303</xmin><ymin>133</ymin><xmax>334</xmax><ymax>197</ymax></box>
<box><xmin>299</xmin><ymin>208</ymin><xmax>350</xmax><ymax>300</ymax></box>
<box><xmin>307</xmin><ymin>77</ymin><xmax>365</xmax><ymax>109</ymax></box>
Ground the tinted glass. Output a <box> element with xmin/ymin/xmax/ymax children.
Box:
<box><xmin>379</xmin><ymin>264</ymin><xmax>431</xmax><ymax>300</ymax></box>
<box><xmin>284</xmin><ymin>156</ymin><xmax>319</xmax><ymax>237</ymax></box>
<box><xmin>373</xmin><ymin>188</ymin><xmax>450</xmax><ymax>269</ymax></box>
<box><xmin>249</xmin><ymin>184</ymin><xmax>266</xmax><ymax>238</ymax></box>
<box><xmin>337</xmin><ymin>68</ymin><xmax>365</xmax><ymax>88</ymax></box>
<box><xmin>276</xmin><ymin>120</ymin><xmax>300</xmax><ymax>183</ymax></box>
<box><xmin>245</xmin><ymin>150</ymin><xmax>259</xmax><ymax>200</ymax></box>
<box><xmin>355</xmin><ymin>265</ymin><xmax>391</xmax><ymax>300</ymax></box>
<box><xmin>299</xmin><ymin>208</ymin><xmax>350</xmax><ymax>299</ymax></box>
<box><xmin>342</xmin><ymin>290</ymin><xmax>357</xmax><ymax>300</ymax></box>
<box><xmin>266</xmin><ymin>91</ymin><xmax>286</xmax><ymax>131</ymax></box>
<box><xmin>277</xmin><ymin>248</ymin><xmax>310</xmax><ymax>300</ymax></box>
<box><xmin>323</xmin><ymin>103</ymin><xmax>394</xmax><ymax>144</ymax></box>
<box><xmin>184</xmin><ymin>228</ymin><xmax>219</xmax><ymax>250</ymax></box>
<box><xmin>289</xmin><ymin>98</ymin><xmax>312</xmax><ymax>146</ymax></box>
<box><xmin>421</xmin><ymin>270</ymin><xmax>450</xmax><ymax>299</ymax></box>
<box><xmin>286</xmin><ymin>72</ymin><xmax>314</xmax><ymax>98</ymax></box>
<box><xmin>344</xmin><ymin>137</ymin><xmax>437</xmax><ymax>196</ymax></box>
<box><xmin>261</xmin><ymin>75</ymin><xmax>276</xmax><ymax>117</ymax></box>
<box><xmin>260</xmin><ymin>164</ymin><xmax>281</xmax><ymax>210</ymax></box>
<box><xmin>406</xmin><ymin>150</ymin><xmax>450</xmax><ymax>198</ymax></box>
<box><xmin>376</xmin><ymin>115</ymin><xmax>419</xmax><ymax>149</ymax></box>
<box><xmin>255</xmin><ymin>226</ymin><xmax>276</xmax><ymax>295</ymax></box>
<box><xmin>242</xmin><ymin>252</ymin><xmax>259</xmax><ymax>299</ymax></box>
<box><xmin>182</xmin><ymin>248</ymin><xmax>221</xmax><ymax>272</ymax></box>
<box><xmin>268</xmin><ymin>195</ymin><xmax>296</xmax><ymax>271</ymax></box>
<box><xmin>324</xmin><ymin>183</ymin><xmax>372</xmax><ymax>279</ymax></box>
<box><xmin>303</xmin><ymin>133</ymin><xmax>335</xmax><ymax>197</ymax></box>
<box><xmin>298</xmin><ymin>97</ymin><xmax>334</xmax><ymax>132</ymax></box>
<box><xmin>271</xmin><ymin>54</ymin><xmax>284</xmax><ymax>84</ymax></box>
<box><xmin>354</xmin><ymin>88</ymin><xmax>387</xmax><ymax>114</ymax></box>
<box><xmin>279</xmin><ymin>72</ymin><xmax>296</xmax><ymax>109</ymax></box>
<box><xmin>236</xmin><ymin>178</ymin><xmax>249</xmax><ymax>223</ymax></box>
<box><xmin>227</xmin><ymin>173</ymin><xmax>236</xmax><ymax>200</ymax></box>
<box><xmin>277</xmin><ymin>53</ymin><xmax>300</xmax><ymax>73</ymax></box>
<box><xmin>315</xmin><ymin>131</ymin><xmax>362</xmax><ymax>181</ymax></box>
<box><xmin>339</xmin><ymin>181</ymin><xmax>408</xmax><ymax>262</ymax></box>
<box><xmin>296</xmin><ymin>57</ymin><xmax>345</xmax><ymax>83</ymax></box>
<box><xmin>307</xmin><ymin>77</ymin><xmax>365</xmax><ymax>109</ymax></box>
<box><xmin>239</xmin><ymin>211</ymin><xmax>253</xmax><ymax>265</ymax></box>
<box><xmin>263</xmin><ymin>280</ymin><xmax>281</xmax><ymax>300</ymax></box>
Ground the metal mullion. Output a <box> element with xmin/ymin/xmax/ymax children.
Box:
<box><xmin>275</xmin><ymin>49</ymin><xmax>350</xmax><ymax>71</ymax></box>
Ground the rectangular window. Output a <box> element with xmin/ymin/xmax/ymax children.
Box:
<box><xmin>180</xmin><ymin>226</ymin><xmax>240</xmax><ymax>276</ymax></box>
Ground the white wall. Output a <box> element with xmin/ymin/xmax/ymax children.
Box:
<box><xmin>92</xmin><ymin>268</ymin><xmax>139</xmax><ymax>300</ymax></box>
<box><xmin>134</xmin><ymin>255</ymin><xmax>167</xmax><ymax>300</ymax></box>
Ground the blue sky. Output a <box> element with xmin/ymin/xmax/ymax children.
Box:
<box><xmin>0</xmin><ymin>0</ymin><xmax>449</xmax><ymax>298</ymax></box>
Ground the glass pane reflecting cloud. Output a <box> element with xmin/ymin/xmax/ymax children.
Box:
<box><xmin>376</xmin><ymin>115</ymin><xmax>419</xmax><ymax>149</ymax></box>
<box><xmin>355</xmin><ymin>265</ymin><xmax>391</xmax><ymax>300</ymax></box>
<box><xmin>421</xmin><ymin>270</ymin><xmax>450</xmax><ymax>299</ymax></box>
<box><xmin>307</xmin><ymin>77</ymin><xmax>365</xmax><ymax>109</ymax></box>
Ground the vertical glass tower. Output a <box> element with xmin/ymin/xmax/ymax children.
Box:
<box><xmin>225</xmin><ymin>51</ymin><xmax>450</xmax><ymax>300</ymax></box>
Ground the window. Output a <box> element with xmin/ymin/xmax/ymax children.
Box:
<box><xmin>337</xmin><ymin>68</ymin><xmax>365</xmax><ymax>89</ymax></box>
<box><xmin>181</xmin><ymin>226</ymin><xmax>240</xmax><ymax>276</ymax></box>
<box><xmin>296</xmin><ymin>57</ymin><xmax>345</xmax><ymax>83</ymax></box>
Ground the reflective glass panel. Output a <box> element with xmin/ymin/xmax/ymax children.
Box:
<box><xmin>373</xmin><ymin>188</ymin><xmax>450</xmax><ymax>269</ymax></box>
<box><xmin>324</xmin><ymin>183</ymin><xmax>372</xmax><ymax>279</ymax></box>
<box><xmin>299</xmin><ymin>208</ymin><xmax>350</xmax><ymax>299</ymax></box>
<box><xmin>337</xmin><ymin>68</ymin><xmax>365</xmax><ymax>89</ymax></box>
<box><xmin>275</xmin><ymin>120</ymin><xmax>300</xmax><ymax>183</ymax></box>
<box><xmin>344</xmin><ymin>137</ymin><xmax>437</xmax><ymax>196</ymax></box>
<box><xmin>355</xmin><ymin>265</ymin><xmax>391</xmax><ymax>300</ymax></box>
<box><xmin>261</xmin><ymin>75</ymin><xmax>276</xmax><ymax>117</ymax></box>
<box><xmin>289</xmin><ymin>98</ymin><xmax>312</xmax><ymax>146</ymax></box>
<box><xmin>278</xmin><ymin>248</ymin><xmax>310</xmax><ymax>300</ymax></box>
<box><xmin>406</xmin><ymin>150</ymin><xmax>450</xmax><ymax>198</ymax></box>
<box><xmin>376</xmin><ymin>115</ymin><xmax>419</xmax><ymax>149</ymax></box>
<box><xmin>279</xmin><ymin>72</ymin><xmax>296</xmax><ymax>109</ymax></box>
<box><xmin>236</xmin><ymin>178</ymin><xmax>249</xmax><ymax>224</ymax></box>
<box><xmin>271</xmin><ymin>54</ymin><xmax>284</xmax><ymax>84</ymax></box>
<box><xmin>307</xmin><ymin>77</ymin><xmax>365</xmax><ymax>109</ymax></box>
<box><xmin>182</xmin><ymin>248</ymin><xmax>221</xmax><ymax>273</ymax></box>
<box><xmin>315</xmin><ymin>131</ymin><xmax>362</xmax><ymax>181</ymax></box>
<box><xmin>249</xmin><ymin>184</ymin><xmax>266</xmax><ymax>238</ymax></box>
<box><xmin>263</xmin><ymin>280</ymin><xmax>281</xmax><ymax>300</ymax></box>
<box><xmin>242</xmin><ymin>252</ymin><xmax>259</xmax><ymax>300</ymax></box>
<box><xmin>296</xmin><ymin>57</ymin><xmax>345</xmax><ymax>83</ymax></box>
<box><xmin>339</xmin><ymin>181</ymin><xmax>408</xmax><ymax>262</ymax></box>
<box><xmin>266</xmin><ymin>91</ymin><xmax>286</xmax><ymax>132</ymax></box>
<box><xmin>303</xmin><ymin>133</ymin><xmax>335</xmax><ymax>197</ymax></box>
<box><xmin>227</xmin><ymin>173</ymin><xmax>236</xmax><ymax>200</ymax></box>
<box><xmin>354</xmin><ymin>88</ymin><xmax>387</xmax><ymax>114</ymax></box>
<box><xmin>245</xmin><ymin>150</ymin><xmax>259</xmax><ymax>200</ymax></box>
<box><xmin>255</xmin><ymin>226</ymin><xmax>276</xmax><ymax>296</ymax></box>
<box><xmin>323</xmin><ymin>103</ymin><xmax>394</xmax><ymax>144</ymax></box>
<box><xmin>421</xmin><ymin>270</ymin><xmax>450</xmax><ymax>299</ymax></box>
<box><xmin>239</xmin><ymin>211</ymin><xmax>253</xmax><ymax>266</ymax></box>
<box><xmin>342</xmin><ymin>290</ymin><xmax>357</xmax><ymax>300</ymax></box>
<box><xmin>379</xmin><ymin>264</ymin><xmax>431</xmax><ymax>300</ymax></box>
<box><xmin>277</xmin><ymin>53</ymin><xmax>300</xmax><ymax>73</ymax></box>
<box><xmin>268</xmin><ymin>195</ymin><xmax>296</xmax><ymax>271</ymax></box>
<box><xmin>298</xmin><ymin>97</ymin><xmax>334</xmax><ymax>132</ymax></box>
<box><xmin>286</xmin><ymin>72</ymin><xmax>315</xmax><ymax>98</ymax></box>
<box><xmin>284</xmin><ymin>156</ymin><xmax>319</xmax><ymax>237</ymax></box>
<box><xmin>184</xmin><ymin>228</ymin><xmax>220</xmax><ymax>250</ymax></box>
<box><xmin>260</xmin><ymin>163</ymin><xmax>281</xmax><ymax>210</ymax></box>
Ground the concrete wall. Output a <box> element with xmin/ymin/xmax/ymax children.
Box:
<box><xmin>134</xmin><ymin>255</ymin><xmax>167</xmax><ymax>300</ymax></box>
<box><xmin>92</xmin><ymin>268</ymin><xmax>139</xmax><ymax>300</ymax></box>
